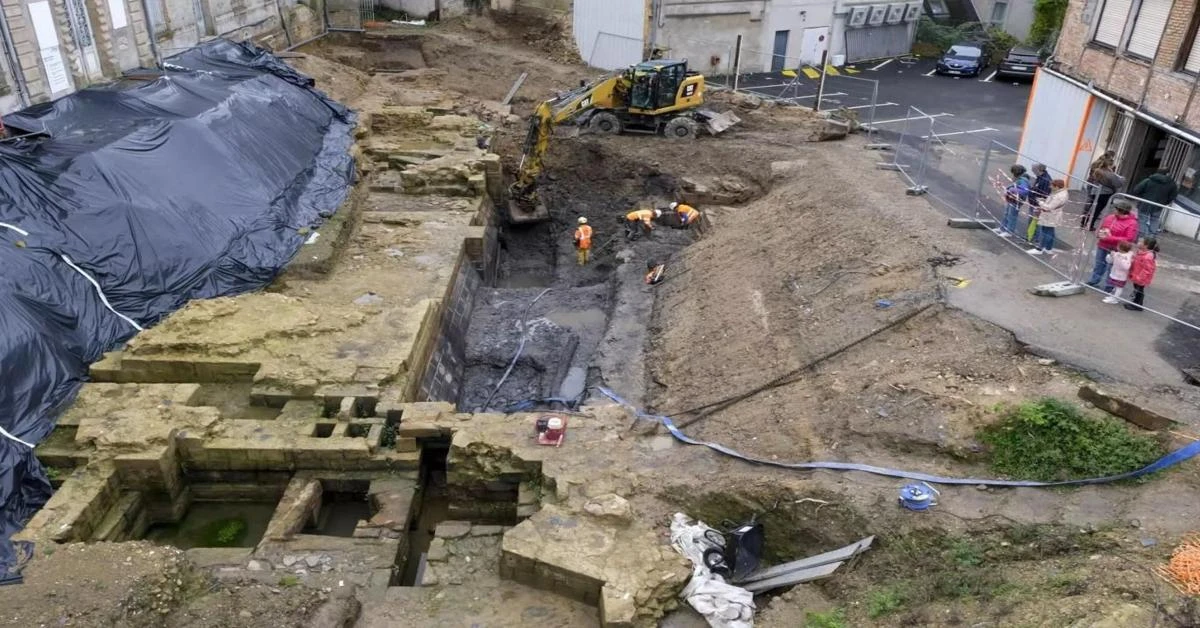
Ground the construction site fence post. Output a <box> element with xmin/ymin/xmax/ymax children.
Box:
<box><xmin>732</xmin><ymin>35</ymin><xmax>743</xmax><ymax>92</ymax></box>
<box><xmin>913</xmin><ymin>109</ymin><xmax>934</xmax><ymax>194</ymax></box>
<box><xmin>813</xmin><ymin>50</ymin><xmax>828</xmax><ymax>112</ymax></box>
<box><xmin>975</xmin><ymin>141</ymin><xmax>993</xmax><ymax>223</ymax></box>
<box><xmin>867</xmin><ymin>79</ymin><xmax>879</xmax><ymax>141</ymax></box>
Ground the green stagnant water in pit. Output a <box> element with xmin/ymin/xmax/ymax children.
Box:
<box><xmin>145</xmin><ymin>502</ymin><xmax>276</xmax><ymax>549</ymax></box>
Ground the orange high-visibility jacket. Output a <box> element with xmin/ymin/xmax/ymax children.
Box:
<box><xmin>626</xmin><ymin>209</ymin><xmax>656</xmax><ymax>226</ymax></box>
<box><xmin>677</xmin><ymin>204</ymin><xmax>700</xmax><ymax>224</ymax></box>
<box><xmin>574</xmin><ymin>225</ymin><xmax>593</xmax><ymax>249</ymax></box>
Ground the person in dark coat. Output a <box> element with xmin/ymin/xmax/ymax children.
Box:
<box><xmin>1083</xmin><ymin>166</ymin><xmax>1125</xmax><ymax>231</ymax></box>
<box><xmin>1130</xmin><ymin>168</ymin><xmax>1178</xmax><ymax>237</ymax></box>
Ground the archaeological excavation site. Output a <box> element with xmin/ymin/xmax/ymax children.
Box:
<box><xmin>2</xmin><ymin>7</ymin><xmax>1200</xmax><ymax>628</ymax></box>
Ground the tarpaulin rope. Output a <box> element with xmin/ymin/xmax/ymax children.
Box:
<box><xmin>597</xmin><ymin>387</ymin><xmax>1200</xmax><ymax>488</ymax></box>
<box><xmin>1</xmin><ymin>223</ymin><xmax>143</xmax><ymax>332</ymax></box>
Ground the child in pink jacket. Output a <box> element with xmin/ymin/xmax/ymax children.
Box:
<box><xmin>1102</xmin><ymin>241</ymin><xmax>1134</xmax><ymax>304</ymax></box>
<box><xmin>1124</xmin><ymin>237</ymin><xmax>1159</xmax><ymax>312</ymax></box>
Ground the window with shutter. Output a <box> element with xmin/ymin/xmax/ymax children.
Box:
<box><xmin>1093</xmin><ymin>0</ymin><xmax>1133</xmax><ymax>47</ymax></box>
<box><xmin>1126</xmin><ymin>0</ymin><xmax>1171</xmax><ymax>59</ymax></box>
<box><xmin>1185</xmin><ymin>37</ymin><xmax>1200</xmax><ymax>73</ymax></box>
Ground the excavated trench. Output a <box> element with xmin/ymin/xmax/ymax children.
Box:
<box><xmin>456</xmin><ymin>143</ymin><xmax>698</xmax><ymax>413</ymax></box>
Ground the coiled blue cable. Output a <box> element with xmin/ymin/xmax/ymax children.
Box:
<box><xmin>898</xmin><ymin>483</ymin><xmax>939</xmax><ymax>510</ymax></box>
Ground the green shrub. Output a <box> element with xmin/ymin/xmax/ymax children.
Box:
<box><xmin>1029</xmin><ymin>0</ymin><xmax>1068</xmax><ymax>48</ymax></box>
<box><xmin>913</xmin><ymin>18</ymin><xmax>1019</xmax><ymax>65</ymax></box>
<box><xmin>978</xmin><ymin>398</ymin><xmax>1164</xmax><ymax>482</ymax></box>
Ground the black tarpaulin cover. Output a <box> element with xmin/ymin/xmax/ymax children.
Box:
<box><xmin>0</xmin><ymin>39</ymin><xmax>355</xmax><ymax>578</ymax></box>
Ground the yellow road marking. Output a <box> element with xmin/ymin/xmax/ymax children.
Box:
<box><xmin>844</xmin><ymin>66</ymin><xmax>860</xmax><ymax>74</ymax></box>
<box><xmin>824</xmin><ymin>65</ymin><xmax>840</xmax><ymax>76</ymax></box>
<box><xmin>781</xmin><ymin>69</ymin><xmax>798</xmax><ymax>78</ymax></box>
<box><xmin>801</xmin><ymin>66</ymin><xmax>820</xmax><ymax>79</ymax></box>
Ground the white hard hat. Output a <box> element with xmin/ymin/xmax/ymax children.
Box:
<box><xmin>578</xmin><ymin>216</ymin><xmax>588</xmax><ymax>224</ymax></box>
<box><xmin>546</xmin><ymin>417</ymin><xmax>564</xmax><ymax>430</ymax></box>
<box><xmin>669</xmin><ymin>202</ymin><xmax>678</xmax><ymax>210</ymax></box>
<box><xmin>654</xmin><ymin>209</ymin><xmax>662</xmax><ymax>217</ymax></box>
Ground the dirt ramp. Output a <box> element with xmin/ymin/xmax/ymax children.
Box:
<box><xmin>647</xmin><ymin>142</ymin><xmax>941</xmax><ymax>420</ymax></box>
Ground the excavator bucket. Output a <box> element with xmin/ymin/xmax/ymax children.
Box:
<box><xmin>508</xmin><ymin>198</ymin><xmax>550</xmax><ymax>224</ymax></box>
<box><xmin>698</xmin><ymin>109</ymin><xmax>741</xmax><ymax>135</ymax></box>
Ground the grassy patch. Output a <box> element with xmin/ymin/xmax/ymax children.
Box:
<box><xmin>278</xmin><ymin>575</ymin><xmax>300</xmax><ymax>587</ymax></box>
<box><xmin>867</xmin><ymin>586</ymin><xmax>906</xmax><ymax>618</ymax></box>
<box><xmin>978</xmin><ymin>398</ymin><xmax>1163</xmax><ymax>482</ymax></box>
<box><xmin>804</xmin><ymin>609</ymin><xmax>846</xmax><ymax>628</ymax></box>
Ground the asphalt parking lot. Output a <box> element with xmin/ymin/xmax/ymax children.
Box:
<box><xmin>729</xmin><ymin>56</ymin><xmax>1031</xmax><ymax>148</ymax></box>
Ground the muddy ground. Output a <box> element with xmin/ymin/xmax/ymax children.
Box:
<box><xmin>9</xmin><ymin>10</ymin><xmax>1200</xmax><ymax>628</ymax></box>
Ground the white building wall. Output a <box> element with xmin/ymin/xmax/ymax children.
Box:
<box><xmin>755</xmin><ymin>1</ymin><xmax>835</xmax><ymax>70</ymax></box>
<box><xmin>575</xmin><ymin>0</ymin><xmax>644</xmax><ymax>69</ymax></box>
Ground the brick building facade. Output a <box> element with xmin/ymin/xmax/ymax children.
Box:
<box><xmin>1020</xmin><ymin>0</ymin><xmax>1200</xmax><ymax>236</ymax></box>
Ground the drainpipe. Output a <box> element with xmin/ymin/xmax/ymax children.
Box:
<box><xmin>0</xmin><ymin>8</ymin><xmax>29</xmax><ymax>107</ymax></box>
<box><xmin>1044</xmin><ymin>66</ymin><xmax>1200</xmax><ymax>149</ymax></box>
<box><xmin>138</xmin><ymin>0</ymin><xmax>163</xmax><ymax>69</ymax></box>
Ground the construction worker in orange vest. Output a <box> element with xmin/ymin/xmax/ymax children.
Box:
<box><xmin>671</xmin><ymin>201</ymin><xmax>700</xmax><ymax>227</ymax></box>
<box><xmin>624</xmin><ymin>207</ymin><xmax>661</xmax><ymax>240</ymax></box>
<box><xmin>573</xmin><ymin>216</ymin><xmax>593</xmax><ymax>265</ymax></box>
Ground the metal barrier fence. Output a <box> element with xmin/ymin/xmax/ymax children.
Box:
<box><xmin>662</xmin><ymin>34</ymin><xmax>879</xmax><ymax>133</ymax></box>
<box><xmin>326</xmin><ymin>0</ymin><xmax>370</xmax><ymax>31</ymax></box>
<box><xmin>878</xmin><ymin>105</ymin><xmax>1200</xmax><ymax>333</ymax></box>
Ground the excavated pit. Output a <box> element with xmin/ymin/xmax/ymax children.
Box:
<box><xmin>456</xmin><ymin>143</ymin><xmax>706</xmax><ymax>413</ymax></box>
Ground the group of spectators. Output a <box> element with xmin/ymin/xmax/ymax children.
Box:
<box><xmin>994</xmin><ymin>153</ymin><xmax>1170</xmax><ymax>311</ymax></box>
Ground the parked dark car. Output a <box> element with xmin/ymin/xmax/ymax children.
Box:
<box><xmin>935</xmin><ymin>44</ymin><xmax>985</xmax><ymax>77</ymax></box>
<box><xmin>996</xmin><ymin>46</ymin><xmax>1044</xmax><ymax>81</ymax></box>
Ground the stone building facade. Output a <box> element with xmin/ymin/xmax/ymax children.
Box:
<box><xmin>0</xmin><ymin>0</ymin><xmax>320</xmax><ymax>114</ymax></box>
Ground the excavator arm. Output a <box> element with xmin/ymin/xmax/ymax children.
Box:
<box><xmin>507</xmin><ymin>73</ymin><xmax>625</xmax><ymax>223</ymax></box>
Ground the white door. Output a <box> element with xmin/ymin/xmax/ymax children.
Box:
<box><xmin>800</xmin><ymin>27</ymin><xmax>829</xmax><ymax>66</ymax></box>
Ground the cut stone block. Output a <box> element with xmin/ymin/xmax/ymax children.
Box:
<box><xmin>434</xmin><ymin>521</ymin><xmax>472</xmax><ymax>539</ymax></box>
<box><xmin>1030</xmin><ymin>281</ymin><xmax>1084</xmax><ymax>297</ymax></box>
<box><xmin>946</xmin><ymin>218</ymin><xmax>997</xmax><ymax>229</ymax></box>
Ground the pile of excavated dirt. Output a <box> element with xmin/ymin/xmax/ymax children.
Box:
<box><xmin>1</xmin><ymin>542</ymin><xmax>327</xmax><ymax>627</ymax></box>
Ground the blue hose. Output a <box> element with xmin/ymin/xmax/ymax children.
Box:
<box><xmin>597</xmin><ymin>387</ymin><xmax>1200</xmax><ymax>488</ymax></box>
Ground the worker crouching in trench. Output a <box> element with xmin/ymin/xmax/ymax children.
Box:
<box><xmin>623</xmin><ymin>207</ymin><xmax>661</xmax><ymax>240</ymax></box>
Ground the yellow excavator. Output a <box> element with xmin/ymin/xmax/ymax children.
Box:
<box><xmin>507</xmin><ymin>58</ymin><xmax>739</xmax><ymax>224</ymax></box>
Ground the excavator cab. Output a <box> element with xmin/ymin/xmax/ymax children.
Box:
<box><xmin>627</xmin><ymin>60</ymin><xmax>700</xmax><ymax>113</ymax></box>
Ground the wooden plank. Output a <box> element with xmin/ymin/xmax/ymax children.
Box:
<box><xmin>743</xmin><ymin>562</ymin><xmax>842</xmax><ymax>593</ymax></box>
<box><xmin>1078</xmin><ymin>385</ymin><xmax>1177</xmax><ymax>431</ymax></box>
<box><xmin>501</xmin><ymin>72</ymin><xmax>528</xmax><ymax>106</ymax></box>
<box><xmin>736</xmin><ymin>536</ymin><xmax>874</xmax><ymax>585</ymax></box>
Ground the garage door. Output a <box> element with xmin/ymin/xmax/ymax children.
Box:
<box><xmin>845</xmin><ymin>24</ymin><xmax>912</xmax><ymax>62</ymax></box>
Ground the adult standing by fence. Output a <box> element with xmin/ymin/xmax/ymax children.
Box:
<box><xmin>1086</xmin><ymin>200</ymin><xmax>1139</xmax><ymax>288</ymax></box>
<box><xmin>1130</xmin><ymin>168</ymin><xmax>1178</xmax><ymax>237</ymax></box>
<box><xmin>1028</xmin><ymin>179</ymin><xmax>1067</xmax><ymax>255</ymax></box>
<box><xmin>1084</xmin><ymin>163</ymin><xmax>1124</xmax><ymax>232</ymax></box>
